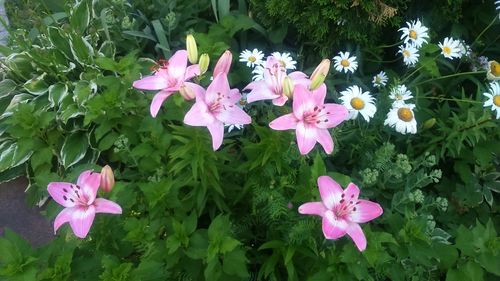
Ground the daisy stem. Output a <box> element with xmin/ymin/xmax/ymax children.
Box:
<box><xmin>412</xmin><ymin>71</ymin><xmax>486</xmax><ymax>86</ymax></box>
<box><xmin>400</xmin><ymin>54</ymin><xmax>440</xmax><ymax>84</ymax></box>
<box><xmin>416</xmin><ymin>96</ymin><xmax>483</xmax><ymax>104</ymax></box>
<box><xmin>471</xmin><ymin>16</ymin><xmax>498</xmax><ymax>48</ymax></box>
<box><xmin>376</xmin><ymin>40</ymin><xmax>404</xmax><ymax>49</ymax></box>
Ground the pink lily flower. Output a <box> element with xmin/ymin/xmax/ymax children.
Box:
<box><xmin>269</xmin><ymin>84</ymin><xmax>348</xmax><ymax>155</ymax></box>
<box><xmin>132</xmin><ymin>50</ymin><xmax>200</xmax><ymax>117</ymax></box>
<box><xmin>213</xmin><ymin>50</ymin><xmax>232</xmax><ymax>77</ymax></box>
<box><xmin>183</xmin><ymin>74</ymin><xmax>251</xmax><ymax>150</ymax></box>
<box><xmin>298</xmin><ymin>176</ymin><xmax>383</xmax><ymax>251</ymax></box>
<box><xmin>245</xmin><ymin>56</ymin><xmax>309</xmax><ymax>106</ymax></box>
<box><xmin>47</xmin><ymin>170</ymin><xmax>122</xmax><ymax>238</ymax></box>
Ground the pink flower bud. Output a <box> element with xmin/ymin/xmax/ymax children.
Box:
<box><xmin>310</xmin><ymin>59</ymin><xmax>330</xmax><ymax>90</ymax></box>
<box><xmin>100</xmin><ymin>165</ymin><xmax>115</xmax><ymax>192</ymax></box>
<box><xmin>213</xmin><ymin>50</ymin><xmax>232</xmax><ymax>77</ymax></box>
<box><xmin>179</xmin><ymin>84</ymin><xmax>196</xmax><ymax>100</ymax></box>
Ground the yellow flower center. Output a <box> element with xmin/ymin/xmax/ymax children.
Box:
<box><xmin>402</xmin><ymin>50</ymin><xmax>410</xmax><ymax>57</ymax></box>
<box><xmin>249</xmin><ymin>56</ymin><xmax>256</xmax><ymax>62</ymax></box>
<box><xmin>279</xmin><ymin>60</ymin><xmax>287</xmax><ymax>68</ymax></box>
<box><xmin>493</xmin><ymin>95</ymin><xmax>500</xmax><ymax>107</ymax></box>
<box><xmin>490</xmin><ymin>61</ymin><xmax>500</xmax><ymax>77</ymax></box>
<box><xmin>350</xmin><ymin>97</ymin><xmax>365</xmax><ymax>110</ymax></box>
<box><xmin>340</xmin><ymin>59</ymin><xmax>350</xmax><ymax>67</ymax></box>
<box><xmin>443</xmin><ymin>46</ymin><xmax>451</xmax><ymax>55</ymax></box>
<box><xmin>397</xmin><ymin>107</ymin><xmax>414</xmax><ymax>122</ymax></box>
<box><xmin>409</xmin><ymin>30</ymin><xmax>417</xmax><ymax>39</ymax></box>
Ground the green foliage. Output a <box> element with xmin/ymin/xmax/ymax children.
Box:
<box><xmin>0</xmin><ymin>0</ymin><xmax>499</xmax><ymax>280</ymax></box>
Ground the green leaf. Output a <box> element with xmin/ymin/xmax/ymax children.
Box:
<box><xmin>0</xmin><ymin>141</ymin><xmax>16</xmax><ymax>172</ymax></box>
<box><xmin>419</xmin><ymin>56</ymin><xmax>440</xmax><ymax>77</ymax></box>
<box><xmin>69</xmin><ymin>34</ymin><xmax>94</xmax><ymax>65</ymax></box>
<box><xmin>23</xmin><ymin>73</ymin><xmax>48</xmax><ymax>95</ymax></box>
<box><xmin>219</xmin><ymin>237</ymin><xmax>240</xmax><ymax>253</ymax></box>
<box><xmin>0</xmin><ymin>79</ymin><xmax>17</xmax><ymax>99</ymax></box>
<box><xmin>122</xmin><ymin>30</ymin><xmax>157</xmax><ymax>41</ymax></box>
<box><xmin>30</xmin><ymin>147</ymin><xmax>53</xmax><ymax>172</ymax></box>
<box><xmin>204</xmin><ymin>259</ymin><xmax>222</xmax><ymax>281</ymax></box>
<box><xmin>222</xmin><ymin>249</ymin><xmax>249</xmax><ymax>278</ymax></box>
<box><xmin>208</xmin><ymin>215</ymin><xmax>231</xmax><ymax>241</ymax></box>
<box><xmin>311</xmin><ymin>152</ymin><xmax>326</xmax><ymax>180</ymax></box>
<box><xmin>151</xmin><ymin>20</ymin><xmax>170</xmax><ymax>57</ymax></box>
<box><xmin>47</xmin><ymin>27</ymin><xmax>73</xmax><ymax>59</ymax></box>
<box><xmin>463</xmin><ymin>261</ymin><xmax>484</xmax><ymax>281</ymax></box>
<box><xmin>69</xmin><ymin>0</ymin><xmax>90</xmax><ymax>34</ymax></box>
<box><xmin>60</xmin><ymin>132</ymin><xmax>89</xmax><ymax>168</ymax></box>
<box><xmin>48</xmin><ymin>83</ymin><xmax>69</xmax><ymax>107</ymax></box>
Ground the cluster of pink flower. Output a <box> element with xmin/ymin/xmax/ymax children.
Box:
<box><xmin>47</xmin><ymin>41</ymin><xmax>383</xmax><ymax>251</ymax></box>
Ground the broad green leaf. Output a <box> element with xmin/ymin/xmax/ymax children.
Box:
<box><xmin>69</xmin><ymin>35</ymin><xmax>94</xmax><ymax>65</ymax></box>
<box><xmin>0</xmin><ymin>141</ymin><xmax>16</xmax><ymax>172</ymax></box>
<box><xmin>69</xmin><ymin>0</ymin><xmax>90</xmax><ymax>34</ymax></box>
<box><xmin>47</xmin><ymin>27</ymin><xmax>73</xmax><ymax>59</ymax></box>
<box><xmin>222</xmin><ymin>249</ymin><xmax>249</xmax><ymax>278</ymax></box>
<box><xmin>48</xmin><ymin>83</ymin><xmax>68</xmax><ymax>107</ymax></box>
<box><xmin>0</xmin><ymin>79</ymin><xmax>17</xmax><ymax>98</ymax></box>
<box><xmin>30</xmin><ymin>146</ymin><xmax>53</xmax><ymax>172</ymax></box>
<box><xmin>60</xmin><ymin>132</ymin><xmax>89</xmax><ymax>168</ymax></box>
<box><xmin>23</xmin><ymin>73</ymin><xmax>48</xmax><ymax>95</ymax></box>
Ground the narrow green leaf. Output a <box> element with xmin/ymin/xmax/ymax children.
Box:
<box><xmin>151</xmin><ymin>20</ymin><xmax>170</xmax><ymax>57</ymax></box>
<box><xmin>0</xmin><ymin>79</ymin><xmax>17</xmax><ymax>99</ymax></box>
<box><xmin>69</xmin><ymin>0</ymin><xmax>90</xmax><ymax>34</ymax></box>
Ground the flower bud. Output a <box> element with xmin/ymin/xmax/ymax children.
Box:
<box><xmin>309</xmin><ymin>59</ymin><xmax>330</xmax><ymax>90</ymax></box>
<box><xmin>199</xmin><ymin>53</ymin><xmax>210</xmax><ymax>75</ymax></box>
<box><xmin>423</xmin><ymin>118</ymin><xmax>436</xmax><ymax>129</ymax></box>
<box><xmin>282</xmin><ymin>76</ymin><xmax>294</xmax><ymax>98</ymax></box>
<box><xmin>487</xmin><ymin>60</ymin><xmax>500</xmax><ymax>81</ymax></box>
<box><xmin>186</xmin><ymin>34</ymin><xmax>198</xmax><ymax>64</ymax></box>
<box><xmin>179</xmin><ymin>83</ymin><xmax>196</xmax><ymax>100</ymax></box>
<box><xmin>213</xmin><ymin>50</ymin><xmax>232</xmax><ymax>77</ymax></box>
<box><xmin>100</xmin><ymin>165</ymin><xmax>115</xmax><ymax>192</ymax></box>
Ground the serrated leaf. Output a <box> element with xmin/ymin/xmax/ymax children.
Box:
<box><xmin>222</xmin><ymin>249</ymin><xmax>248</xmax><ymax>278</ymax></box>
<box><xmin>60</xmin><ymin>132</ymin><xmax>89</xmax><ymax>168</ymax></box>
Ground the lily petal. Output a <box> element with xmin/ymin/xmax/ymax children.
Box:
<box><xmin>346</xmin><ymin>223</ymin><xmax>367</xmax><ymax>251</ymax></box>
<box><xmin>150</xmin><ymin>90</ymin><xmax>174</xmax><ymax>118</ymax></box>
<box><xmin>296</xmin><ymin>122</ymin><xmax>317</xmax><ymax>155</ymax></box>
<box><xmin>226</xmin><ymin>89</ymin><xmax>242</xmax><ymax>105</ymax></box>
<box><xmin>269</xmin><ymin>114</ymin><xmax>298</xmax><ymax>130</ymax></box>
<box><xmin>54</xmin><ymin>207</ymin><xmax>74</xmax><ymax>234</ymax></box>
<box><xmin>77</xmin><ymin>171</ymin><xmax>100</xmax><ymax>203</ymax></box>
<box><xmin>185</xmin><ymin>64</ymin><xmax>200</xmax><ymax>80</ymax></box>
<box><xmin>207</xmin><ymin>121</ymin><xmax>224</xmax><ymax>150</ymax></box>
<box><xmin>292</xmin><ymin>84</ymin><xmax>317</xmax><ymax>120</ymax></box>
<box><xmin>94</xmin><ymin>198</ymin><xmax>122</xmax><ymax>214</ymax></box>
<box><xmin>272</xmin><ymin>95</ymin><xmax>288</xmax><ymax>106</ymax></box>
<box><xmin>298</xmin><ymin>202</ymin><xmax>326</xmax><ymax>216</ymax></box>
<box><xmin>315</xmin><ymin>129</ymin><xmax>334</xmax><ymax>154</ymax></box>
<box><xmin>206</xmin><ymin>74</ymin><xmax>230</xmax><ymax>104</ymax></box>
<box><xmin>184</xmin><ymin>101</ymin><xmax>213</xmax><ymax>126</ymax></box>
<box><xmin>167</xmin><ymin>50</ymin><xmax>188</xmax><ymax>79</ymax></box>
<box><xmin>322</xmin><ymin>210</ymin><xmax>348</xmax><ymax>239</ymax></box>
<box><xmin>344</xmin><ymin>182</ymin><xmax>360</xmax><ymax>202</ymax></box>
<box><xmin>348</xmin><ymin>199</ymin><xmax>383</xmax><ymax>223</ymax></box>
<box><xmin>318</xmin><ymin>176</ymin><xmax>343</xmax><ymax>209</ymax></box>
<box><xmin>133</xmin><ymin>75</ymin><xmax>168</xmax><ymax>90</ymax></box>
<box><xmin>69</xmin><ymin>205</ymin><xmax>96</xmax><ymax>239</ymax></box>
<box><xmin>47</xmin><ymin>182</ymin><xmax>78</xmax><ymax>208</ymax></box>
<box><xmin>247</xmin><ymin>83</ymin><xmax>280</xmax><ymax>103</ymax></box>
<box><xmin>311</xmin><ymin>83</ymin><xmax>327</xmax><ymax>106</ymax></box>
<box><xmin>315</xmin><ymin>103</ymin><xmax>349</xmax><ymax>129</ymax></box>
<box><xmin>216</xmin><ymin>106</ymin><xmax>251</xmax><ymax>125</ymax></box>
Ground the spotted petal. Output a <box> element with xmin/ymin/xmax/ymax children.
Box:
<box><xmin>292</xmin><ymin>84</ymin><xmax>317</xmax><ymax>120</ymax></box>
<box><xmin>348</xmin><ymin>199</ymin><xmax>383</xmax><ymax>223</ymax></box>
<box><xmin>167</xmin><ymin>50</ymin><xmax>188</xmax><ymax>79</ymax></box>
<box><xmin>314</xmin><ymin>103</ymin><xmax>349</xmax><ymax>129</ymax></box>
<box><xmin>318</xmin><ymin>176</ymin><xmax>343</xmax><ymax>209</ymax></box>
<box><xmin>48</xmin><ymin>182</ymin><xmax>79</xmax><ymax>208</ymax></box>
<box><xmin>77</xmin><ymin>170</ymin><xmax>101</xmax><ymax>204</ymax></box>
<box><xmin>269</xmin><ymin>114</ymin><xmax>298</xmax><ymax>131</ymax></box>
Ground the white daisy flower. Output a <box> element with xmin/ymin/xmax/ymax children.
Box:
<box><xmin>271</xmin><ymin>52</ymin><xmax>297</xmax><ymax>70</ymax></box>
<box><xmin>239</xmin><ymin>49</ymin><xmax>264</xmax><ymax>68</ymax></box>
<box><xmin>483</xmin><ymin>81</ymin><xmax>500</xmax><ymax>119</ymax></box>
<box><xmin>384</xmin><ymin>103</ymin><xmax>417</xmax><ymax>134</ymax></box>
<box><xmin>438</xmin><ymin>37</ymin><xmax>461</xmax><ymax>59</ymax></box>
<box><xmin>399</xmin><ymin>19</ymin><xmax>430</xmax><ymax>48</ymax></box>
<box><xmin>333</xmin><ymin>51</ymin><xmax>358</xmax><ymax>73</ymax></box>
<box><xmin>372</xmin><ymin>71</ymin><xmax>388</xmax><ymax>88</ymax></box>
<box><xmin>225</xmin><ymin>124</ymin><xmax>244</xmax><ymax>133</ymax></box>
<box><xmin>252</xmin><ymin>65</ymin><xmax>265</xmax><ymax>81</ymax></box>
<box><xmin>389</xmin><ymin>85</ymin><xmax>413</xmax><ymax>105</ymax></box>
<box><xmin>487</xmin><ymin>60</ymin><xmax>500</xmax><ymax>81</ymax></box>
<box><xmin>457</xmin><ymin>41</ymin><xmax>472</xmax><ymax>58</ymax></box>
<box><xmin>339</xmin><ymin>85</ymin><xmax>377</xmax><ymax>122</ymax></box>
<box><xmin>398</xmin><ymin>43</ymin><xmax>419</xmax><ymax>66</ymax></box>
<box><xmin>496</xmin><ymin>0</ymin><xmax>500</xmax><ymax>19</ymax></box>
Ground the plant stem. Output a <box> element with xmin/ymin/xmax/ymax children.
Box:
<box><xmin>416</xmin><ymin>96</ymin><xmax>483</xmax><ymax>104</ymax></box>
<box><xmin>376</xmin><ymin>40</ymin><xmax>404</xmax><ymax>49</ymax></box>
<box><xmin>413</xmin><ymin>71</ymin><xmax>486</xmax><ymax>86</ymax></box>
<box><xmin>471</xmin><ymin>16</ymin><xmax>498</xmax><ymax>48</ymax></box>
